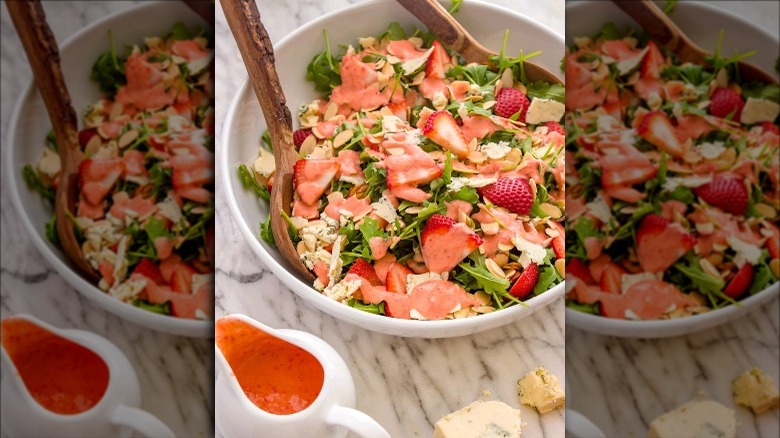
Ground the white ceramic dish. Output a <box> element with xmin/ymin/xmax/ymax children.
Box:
<box><xmin>565</xmin><ymin>410</ymin><xmax>605</xmax><ymax>438</ymax></box>
<box><xmin>565</xmin><ymin>0</ymin><xmax>780</xmax><ymax>338</ymax></box>
<box><xmin>4</xmin><ymin>1</ymin><xmax>212</xmax><ymax>337</ymax></box>
<box><xmin>221</xmin><ymin>0</ymin><xmax>565</xmax><ymax>338</ymax></box>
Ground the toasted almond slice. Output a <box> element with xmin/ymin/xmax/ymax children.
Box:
<box><xmin>498</xmin><ymin>242</ymin><xmax>514</xmax><ymax>252</ymax></box>
<box><xmin>540</xmin><ymin>203</ymin><xmax>562</xmax><ymax>219</ymax></box>
<box><xmin>486</xmin><ymin>259</ymin><xmax>506</xmax><ymax>278</ymax></box>
<box><xmin>109</xmin><ymin>102</ymin><xmax>123</xmax><ymax>120</ymax></box>
<box><xmin>333</xmin><ymin>129</ymin><xmax>354</xmax><ymax>149</ymax></box>
<box><xmin>493</xmin><ymin>253</ymin><xmax>509</xmax><ymax>267</ymax></box>
<box><xmin>474</xmin><ymin>291</ymin><xmax>492</xmax><ymax>306</ymax></box>
<box><xmin>770</xmin><ymin>258</ymin><xmax>780</xmax><ymax>278</ymax></box>
<box><xmin>405</xmin><ymin>206</ymin><xmax>423</xmax><ymax>214</ymax></box>
<box><xmin>118</xmin><ymin>129</ymin><xmax>139</xmax><ymax>149</ymax></box>
<box><xmin>699</xmin><ymin>257</ymin><xmax>721</xmax><ymax>279</ymax></box>
<box><xmin>408</xmin><ymin>37</ymin><xmax>424</xmax><ymax>48</ymax></box>
<box><xmin>482</xmin><ymin>100</ymin><xmax>496</xmax><ymax>109</ymax></box>
<box><xmin>555</xmin><ymin>258</ymin><xmax>565</xmax><ymax>276</ymax></box>
<box><xmin>481</xmin><ymin>221</ymin><xmax>500</xmax><ymax>236</ymax></box>
<box><xmin>501</xmin><ymin>68</ymin><xmax>514</xmax><ymax>90</ymax></box>
<box><xmin>468</xmin><ymin>150</ymin><xmax>486</xmax><ymax>164</ymax></box>
<box><xmin>754</xmin><ymin>203</ymin><xmax>777</xmax><ymax>218</ymax></box>
<box><xmin>85</xmin><ymin>134</ymin><xmax>103</xmax><ymax>156</ymax></box>
<box><xmin>311</xmin><ymin>126</ymin><xmax>325</xmax><ymax>139</ymax></box>
<box><xmin>386</xmin><ymin>147</ymin><xmax>405</xmax><ymax>156</ymax></box>
<box><xmin>504</xmin><ymin>269</ymin><xmax>517</xmax><ymax>279</ymax></box>
<box><xmin>411</xmin><ymin>71</ymin><xmax>426</xmax><ymax>85</ymax></box>
<box><xmin>299</xmin><ymin>134</ymin><xmax>317</xmax><ymax>155</ymax></box>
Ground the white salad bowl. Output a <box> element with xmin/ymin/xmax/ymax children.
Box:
<box><xmin>221</xmin><ymin>0</ymin><xmax>565</xmax><ymax>338</ymax></box>
<box><xmin>565</xmin><ymin>0</ymin><xmax>780</xmax><ymax>338</ymax></box>
<box><xmin>4</xmin><ymin>1</ymin><xmax>212</xmax><ymax>337</ymax></box>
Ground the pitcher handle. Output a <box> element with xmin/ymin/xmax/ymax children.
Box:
<box><xmin>326</xmin><ymin>404</ymin><xmax>390</xmax><ymax>438</ymax></box>
<box><xmin>111</xmin><ymin>404</ymin><xmax>175</xmax><ymax>438</ymax></box>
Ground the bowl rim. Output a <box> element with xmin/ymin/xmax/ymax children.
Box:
<box><xmin>219</xmin><ymin>0</ymin><xmax>565</xmax><ymax>335</ymax></box>
<box><xmin>3</xmin><ymin>0</ymin><xmax>212</xmax><ymax>337</ymax></box>
<box><xmin>564</xmin><ymin>0</ymin><xmax>780</xmax><ymax>337</ymax></box>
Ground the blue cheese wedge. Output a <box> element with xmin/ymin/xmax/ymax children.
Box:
<box><xmin>524</xmin><ymin>98</ymin><xmax>565</xmax><ymax>124</ymax></box>
<box><xmin>434</xmin><ymin>400</ymin><xmax>522</xmax><ymax>438</ymax></box>
<box><xmin>732</xmin><ymin>367</ymin><xmax>780</xmax><ymax>414</ymax></box>
<box><xmin>517</xmin><ymin>367</ymin><xmax>565</xmax><ymax>413</ymax></box>
<box><xmin>648</xmin><ymin>400</ymin><xmax>735</xmax><ymax>438</ymax></box>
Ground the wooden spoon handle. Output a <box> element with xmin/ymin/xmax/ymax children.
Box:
<box><xmin>613</xmin><ymin>0</ymin><xmax>705</xmax><ymax>64</ymax></box>
<box><xmin>396</xmin><ymin>0</ymin><xmax>493</xmax><ymax>64</ymax></box>
<box><xmin>6</xmin><ymin>0</ymin><xmax>80</xmax><ymax>163</ymax></box>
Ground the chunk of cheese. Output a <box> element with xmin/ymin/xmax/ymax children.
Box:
<box><xmin>517</xmin><ymin>367</ymin><xmax>565</xmax><ymax>413</ymax></box>
<box><xmin>434</xmin><ymin>400</ymin><xmax>522</xmax><ymax>438</ymax></box>
<box><xmin>524</xmin><ymin>98</ymin><xmax>565</xmax><ymax>124</ymax></box>
<box><xmin>648</xmin><ymin>400</ymin><xmax>735</xmax><ymax>438</ymax></box>
<box><xmin>741</xmin><ymin>97</ymin><xmax>780</xmax><ymax>125</ymax></box>
<box><xmin>732</xmin><ymin>367</ymin><xmax>780</xmax><ymax>414</ymax></box>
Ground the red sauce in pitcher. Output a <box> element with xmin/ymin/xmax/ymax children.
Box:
<box><xmin>215</xmin><ymin>318</ymin><xmax>324</xmax><ymax>415</ymax></box>
<box><xmin>1</xmin><ymin>318</ymin><xmax>109</xmax><ymax>415</ymax></box>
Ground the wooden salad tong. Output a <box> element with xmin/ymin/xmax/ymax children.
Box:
<box><xmin>613</xmin><ymin>0</ymin><xmax>777</xmax><ymax>84</ymax></box>
<box><xmin>220</xmin><ymin>0</ymin><xmax>316</xmax><ymax>282</ymax></box>
<box><xmin>6</xmin><ymin>0</ymin><xmax>98</xmax><ymax>281</ymax></box>
<box><xmin>396</xmin><ymin>0</ymin><xmax>562</xmax><ymax>84</ymax></box>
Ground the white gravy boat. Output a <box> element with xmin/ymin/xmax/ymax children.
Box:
<box><xmin>215</xmin><ymin>314</ymin><xmax>390</xmax><ymax>438</ymax></box>
<box><xmin>0</xmin><ymin>314</ymin><xmax>174</xmax><ymax>437</ymax></box>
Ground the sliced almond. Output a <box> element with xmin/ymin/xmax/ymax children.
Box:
<box><xmin>333</xmin><ymin>129</ymin><xmax>354</xmax><ymax>149</ymax></box>
<box><xmin>386</xmin><ymin>147</ymin><xmax>405</xmax><ymax>156</ymax></box>
<box><xmin>311</xmin><ymin>126</ymin><xmax>325</xmax><ymax>139</ymax></box>
<box><xmin>299</xmin><ymin>134</ymin><xmax>317</xmax><ymax>155</ymax></box>
<box><xmin>493</xmin><ymin>253</ymin><xmax>509</xmax><ymax>267</ymax></box>
<box><xmin>540</xmin><ymin>203</ymin><xmax>562</xmax><ymax>219</ymax></box>
<box><xmin>323</xmin><ymin>102</ymin><xmax>339</xmax><ymax>121</ymax></box>
<box><xmin>405</xmin><ymin>206</ymin><xmax>423</xmax><ymax>214</ymax></box>
<box><xmin>770</xmin><ymin>258</ymin><xmax>780</xmax><ymax>278</ymax></box>
<box><xmin>498</xmin><ymin>242</ymin><xmax>514</xmax><ymax>252</ymax></box>
<box><xmin>754</xmin><ymin>203</ymin><xmax>776</xmax><ymax>218</ymax></box>
<box><xmin>486</xmin><ymin>259</ymin><xmax>506</xmax><ymax>278</ymax></box>
<box><xmin>501</xmin><ymin>68</ymin><xmax>514</xmax><ymax>89</ymax></box>
<box><xmin>555</xmin><ymin>258</ymin><xmax>565</xmax><ymax>276</ymax></box>
<box><xmin>85</xmin><ymin>134</ymin><xmax>103</xmax><ymax>156</ymax></box>
<box><xmin>118</xmin><ymin>129</ymin><xmax>139</xmax><ymax>149</ymax></box>
<box><xmin>467</xmin><ymin>150</ymin><xmax>486</xmax><ymax>164</ymax></box>
<box><xmin>483</xmin><ymin>100</ymin><xmax>496</xmax><ymax>110</ymax></box>
<box><xmin>109</xmin><ymin>102</ymin><xmax>124</xmax><ymax>120</ymax></box>
<box><xmin>481</xmin><ymin>221</ymin><xmax>500</xmax><ymax>236</ymax></box>
<box><xmin>699</xmin><ymin>257</ymin><xmax>721</xmax><ymax>279</ymax></box>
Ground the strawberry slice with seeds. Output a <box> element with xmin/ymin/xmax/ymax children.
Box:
<box><xmin>636</xmin><ymin>214</ymin><xmax>696</xmax><ymax>273</ymax></box>
<box><xmin>694</xmin><ymin>177</ymin><xmax>748</xmax><ymax>216</ymax></box>
<box><xmin>421</xmin><ymin>214</ymin><xmax>483</xmax><ymax>273</ymax></box>
<box><xmin>766</xmin><ymin>224</ymin><xmax>779</xmax><ymax>259</ymax></box>
<box><xmin>385</xmin><ymin>262</ymin><xmax>413</xmax><ymax>293</ymax></box>
<box><xmin>293</xmin><ymin>158</ymin><xmax>340</xmax><ymax>205</ymax></box>
<box><xmin>600</xmin><ymin>262</ymin><xmax>626</xmax><ymax>294</ymax></box>
<box><xmin>171</xmin><ymin>263</ymin><xmax>198</xmax><ymax>294</ymax></box>
<box><xmin>347</xmin><ymin>259</ymin><xmax>382</xmax><ymax>286</ymax></box>
<box><xmin>567</xmin><ymin>258</ymin><xmax>596</xmax><ymax>285</ymax></box>
<box><xmin>723</xmin><ymin>263</ymin><xmax>754</xmax><ymax>298</ymax></box>
<box><xmin>478</xmin><ymin>177</ymin><xmax>534</xmax><ymax>215</ymax></box>
<box><xmin>425</xmin><ymin>40</ymin><xmax>449</xmax><ymax>79</ymax></box>
<box><xmin>79</xmin><ymin>157</ymin><xmax>124</xmax><ymax>205</ymax></box>
<box><xmin>133</xmin><ymin>259</ymin><xmax>165</xmax><ymax>285</ymax></box>
<box><xmin>545</xmin><ymin>121</ymin><xmax>564</xmax><ymax>135</ymax></box>
<box><xmin>509</xmin><ymin>263</ymin><xmax>540</xmax><ymax>299</ymax></box>
<box><xmin>494</xmin><ymin>88</ymin><xmax>530</xmax><ymax>120</ymax></box>
<box><xmin>709</xmin><ymin>87</ymin><xmax>744</xmax><ymax>122</ymax></box>
<box><xmin>422</xmin><ymin>110</ymin><xmax>469</xmax><ymax>158</ymax></box>
<box><xmin>637</xmin><ymin>111</ymin><xmax>684</xmax><ymax>158</ymax></box>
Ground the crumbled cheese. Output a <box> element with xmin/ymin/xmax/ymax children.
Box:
<box><xmin>186</xmin><ymin>51</ymin><xmax>213</xmax><ymax>76</ymax></box>
<box><xmin>727</xmin><ymin>235</ymin><xmax>762</xmax><ymax>266</ymax></box>
<box><xmin>648</xmin><ymin>400</ymin><xmax>735</xmax><ymax>438</ymax></box>
<box><xmin>695</xmin><ymin>222</ymin><xmax>715</xmax><ymax>235</ymax></box>
<box><xmin>615</xmin><ymin>46</ymin><xmax>648</xmax><ymax>75</ymax></box>
<box><xmin>663</xmin><ymin>175</ymin><xmax>712</xmax><ymax>192</ymax></box>
<box><xmin>381</xmin><ymin>115</ymin><xmax>406</xmax><ymax>133</ymax></box>
<box><xmin>157</xmin><ymin>195</ymin><xmax>183</xmax><ymax>224</ymax></box>
<box><xmin>597</xmin><ymin>115</ymin><xmax>621</xmax><ymax>132</ymax></box>
<box><xmin>406</xmin><ymin>272</ymin><xmax>442</xmax><ymax>294</ymax></box>
<box><xmin>512</xmin><ymin>235</ymin><xmax>547</xmax><ymax>268</ymax></box>
<box><xmin>434</xmin><ymin>400</ymin><xmax>522</xmax><ymax>438</ymax></box>
<box><xmin>327</xmin><ymin>235</ymin><xmax>344</xmax><ymax>288</ymax></box>
<box><xmin>253</xmin><ymin>147</ymin><xmax>275</xmax><ymax>178</ymax></box>
<box><xmin>37</xmin><ymin>147</ymin><xmax>61</xmax><ymax>177</ymax></box>
<box><xmin>740</xmin><ymin>97</ymin><xmax>780</xmax><ymax>125</ymax></box>
<box><xmin>167</xmin><ymin>115</ymin><xmax>189</xmax><ymax>133</ymax></box>
<box><xmin>625</xmin><ymin>309</ymin><xmax>641</xmax><ymax>320</ymax></box>
<box><xmin>108</xmin><ymin>278</ymin><xmax>146</xmax><ymax>302</ymax></box>
<box><xmin>732</xmin><ymin>367</ymin><xmax>780</xmax><ymax>414</ymax></box>
<box><xmin>524</xmin><ymin>98</ymin><xmax>565</xmax><ymax>124</ymax></box>
<box><xmin>517</xmin><ymin>366</ymin><xmax>565</xmax><ymax>413</ymax></box>
<box><xmin>447</xmin><ymin>176</ymin><xmax>497</xmax><ymax>192</ymax></box>
<box><xmin>621</xmin><ymin>272</ymin><xmax>657</xmax><ymax>293</ymax></box>
<box><xmin>405</xmin><ymin>129</ymin><xmax>422</xmax><ymax>145</ymax></box>
<box><xmin>325</xmin><ymin>279</ymin><xmax>362</xmax><ymax>302</ymax></box>
<box><xmin>298</xmin><ymin>99</ymin><xmax>319</xmax><ymax>121</ymax></box>
<box><xmin>371</xmin><ymin>195</ymin><xmax>398</xmax><ymax>223</ymax></box>
<box><xmin>694</xmin><ymin>142</ymin><xmax>726</xmax><ymax>159</ymax></box>
<box><xmin>479</xmin><ymin>141</ymin><xmax>512</xmax><ymax>160</ymax></box>
<box><xmin>585</xmin><ymin>195</ymin><xmax>612</xmax><ymax>224</ymax></box>
<box><xmin>400</xmin><ymin>46</ymin><xmax>434</xmax><ymax>75</ymax></box>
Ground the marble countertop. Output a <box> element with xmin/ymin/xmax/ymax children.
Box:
<box><xmin>566</xmin><ymin>3</ymin><xmax>780</xmax><ymax>438</ymax></box>
<box><xmin>214</xmin><ymin>0</ymin><xmax>564</xmax><ymax>437</ymax></box>
<box><xmin>0</xmin><ymin>2</ymin><xmax>212</xmax><ymax>437</ymax></box>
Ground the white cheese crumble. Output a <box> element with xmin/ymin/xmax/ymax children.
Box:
<box><xmin>727</xmin><ymin>235</ymin><xmax>762</xmax><ymax>266</ymax></box>
<box><xmin>585</xmin><ymin>195</ymin><xmax>612</xmax><ymax>224</ymax></box>
<box><xmin>663</xmin><ymin>175</ymin><xmax>712</xmax><ymax>192</ymax></box>
<box><xmin>512</xmin><ymin>235</ymin><xmax>547</xmax><ymax>268</ymax></box>
<box><xmin>741</xmin><ymin>97</ymin><xmax>780</xmax><ymax>125</ymax></box>
<box><xmin>478</xmin><ymin>141</ymin><xmax>512</xmax><ymax>160</ymax></box>
<box><xmin>252</xmin><ymin>147</ymin><xmax>275</xmax><ymax>178</ymax></box>
<box><xmin>447</xmin><ymin>176</ymin><xmax>497</xmax><ymax>192</ymax></box>
<box><xmin>524</xmin><ymin>98</ymin><xmax>565</xmax><ymax>124</ymax></box>
<box><xmin>371</xmin><ymin>195</ymin><xmax>398</xmax><ymax>223</ymax></box>
<box><xmin>694</xmin><ymin>141</ymin><xmax>726</xmax><ymax>159</ymax></box>
<box><xmin>325</xmin><ymin>279</ymin><xmax>362</xmax><ymax>302</ymax></box>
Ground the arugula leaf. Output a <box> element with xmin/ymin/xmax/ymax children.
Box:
<box><xmin>237</xmin><ymin>164</ymin><xmax>271</xmax><ymax>201</ymax></box>
<box><xmin>45</xmin><ymin>215</ymin><xmax>60</xmax><ymax>247</ymax></box>
<box><xmin>385</xmin><ymin>22</ymin><xmax>408</xmax><ymax>41</ymax></box>
<box><xmin>133</xmin><ymin>299</ymin><xmax>172</xmax><ymax>315</ymax></box>
<box><xmin>596</xmin><ymin>22</ymin><xmax>622</xmax><ymax>41</ymax></box>
<box><xmin>749</xmin><ymin>262</ymin><xmax>776</xmax><ymax>295</ymax></box>
<box><xmin>448</xmin><ymin>0</ymin><xmax>463</xmax><ymax>14</ymax></box>
<box><xmin>169</xmin><ymin>22</ymin><xmax>194</xmax><ymax>40</ymax></box>
<box><xmin>566</xmin><ymin>300</ymin><xmax>600</xmax><ymax>314</ymax></box>
<box><xmin>673</xmin><ymin>255</ymin><xmax>726</xmax><ymax>296</ymax></box>
<box><xmin>663</xmin><ymin>0</ymin><xmax>677</xmax><ymax>15</ymax></box>
<box><xmin>261</xmin><ymin>130</ymin><xmax>273</xmax><ymax>151</ymax></box>
<box><xmin>22</xmin><ymin>164</ymin><xmax>55</xmax><ymax>202</ymax></box>
<box><xmin>45</xmin><ymin>129</ymin><xmax>58</xmax><ymax>151</ymax></box>
<box><xmin>446</xmin><ymin>64</ymin><xmax>498</xmax><ymax>86</ymax></box>
<box><xmin>348</xmin><ymin>299</ymin><xmax>386</xmax><ymax>315</ymax></box>
<box><xmin>149</xmin><ymin>161</ymin><xmax>173</xmax><ymax>202</ymax></box>
<box><xmin>533</xmin><ymin>264</ymin><xmax>561</xmax><ymax>295</ymax></box>
<box><xmin>91</xmin><ymin>30</ymin><xmax>126</xmax><ymax>95</ymax></box>
<box><xmin>526</xmin><ymin>81</ymin><xmax>565</xmax><ymax>103</ymax></box>
<box><xmin>452</xmin><ymin>187</ymin><xmax>479</xmax><ymax>204</ymax></box>
<box><xmin>305</xmin><ymin>30</ymin><xmax>342</xmax><ymax>95</ymax></box>
<box><xmin>260</xmin><ymin>216</ymin><xmax>275</xmax><ymax>246</ymax></box>
<box><xmin>742</xmin><ymin>82</ymin><xmax>780</xmax><ymax>102</ymax></box>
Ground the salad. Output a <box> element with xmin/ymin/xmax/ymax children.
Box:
<box><xmin>240</xmin><ymin>23</ymin><xmax>566</xmax><ymax>320</ymax></box>
<box><xmin>24</xmin><ymin>23</ymin><xmax>215</xmax><ymax>319</ymax></box>
<box><xmin>565</xmin><ymin>23</ymin><xmax>780</xmax><ymax>320</ymax></box>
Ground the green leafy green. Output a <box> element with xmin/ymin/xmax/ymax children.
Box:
<box><xmin>526</xmin><ymin>81</ymin><xmax>565</xmax><ymax>103</ymax></box>
<box><xmin>45</xmin><ymin>215</ymin><xmax>59</xmax><ymax>247</ymax></box>
<box><xmin>457</xmin><ymin>253</ymin><xmax>518</xmax><ymax>308</ymax></box>
<box><xmin>448</xmin><ymin>0</ymin><xmax>463</xmax><ymax>14</ymax></box>
<box><xmin>348</xmin><ymin>299</ymin><xmax>386</xmax><ymax>315</ymax></box>
<box><xmin>385</xmin><ymin>22</ymin><xmax>407</xmax><ymax>41</ymax></box>
<box><xmin>22</xmin><ymin>164</ymin><xmax>55</xmax><ymax>202</ymax></box>
<box><xmin>91</xmin><ymin>30</ymin><xmax>126</xmax><ymax>95</ymax></box>
<box><xmin>237</xmin><ymin>164</ymin><xmax>270</xmax><ymax>201</ymax></box>
<box><xmin>261</xmin><ymin>130</ymin><xmax>273</xmax><ymax>151</ymax></box>
<box><xmin>132</xmin><ymin>299</ymin><xmax>171</xmax><ymax>315</ymax></box>
<box><xmin>260</xmin><ymin>216</ymin><xmax>275</xmax><ymax>246</ymax></box>
<box><xmin>742</xmin><ymin>82</ymin><xmax>780</xmax><ymax>103</ymax></box>
<box><xmin>149</xmin><ymin>161</ymin><xmax>173</xmax><ymax>202</ymax></box>
<box><xmin>663</xmin><ymin>0</ymin><xmax>678</xmax><ymax>15</ymax></box>
<box><xmin>305</xmin><ymin>30</ymin><xmax>342</xmax><ymax>94</ymax></box>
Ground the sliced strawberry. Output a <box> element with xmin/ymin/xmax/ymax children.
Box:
<box><xmin>509</xmin><ymin>263</ymin><xmax>540</xmax><ymax>299</ymax></box>
<box><xmin>293</xmin><ymin>128</ymin><xmax>312</xmax><ymax>149</ymax></box>
<box><xmin>425</xmin><ymin>40</ymin><xmax>449</xmax><ymax>79</ymax></box>
<box><xmin>79</xmin><ymin>157</ymin><xmax>124</xmax><ymax>205</ymax></box>
<box><xmin>133</xmin><ymin>259</ymin><xmax>165</xmax><ymax>285</ymax></box>
<box><xmin>422</xmin><ymin>110</ymin><xmax>469</xmax><ymax>158</ymax></box>
<box><xmin>420</xmin><ymin>214</ymin><xmax>482</xmax><ymax>273</ymax></box>
<box><xmin>600</xmin><ymin>263</ymin><xmax>625</xmax><ymax>294</ymax></box>
<box><xmin>478</xmin><ymin>177</ymin><xmax>534</xmax><ymax>215</ymax></box>
<box><xmin>98</xmin><ymin>260</ymin><xmax>115</xmax><ymax>287</ymax></box>
<box><xmin>171</xmin><ymin>263</ymin><xmax>198</xmax><ymax>294</ymax></box>
<box><xmin>766</xmin><ymin>224</ymin><xmax>780</xmax><ymax>259</ymax></box>
<box><xmin>709</xmin><ymin>87</ymin><xmax>744</xmax><ymax>122</ymax></box>
<box><xmin>636</xmin><ymin>214</ymin><xmax>696</xmax><ymax>273</ymax></box>
<box><xmin>759</xmin><ymin>121</ymin><xmax>779</xmax><ymax>135</ymax></box>
<box><xmin>640</xmin><ymin>41</ymin><xmax>666</xmax><ymax>79</ymax></box>
<box><xmin>723</xmin><ymin>263</ymin><xmax>754</xmax><ymax>298</ymax></box>
<box><xmin>385</xmin><ymin>262</ymin><xmax>412</xmax><ymax>294</ymax></box>
<box><xmin>347</xmin><ymin>259</ymin><xmax>382</xmax><ymax>286</ymax></box>
<box><xmin>694</xmin><ymin>177</ymin><xmax>748</xmax><ymax>216</ymax></box>
<box><xmin>568</xmin><ymin>258</ymin><xmax>596</xmax><ymax>285</ymax></box>
<box><xmin>545</xmin><ymin>121</ymin><xmax>564</xmax><ymax>135</ymax></box>
<box><xmin>552</xmin><ymin>236</ymin><xmax>565</xmax><ymax>259</ymax></box>
<box><xmin>494</xmin><ymin>88</ymin><xmax>530</xmax><ymax>121</ymax></box>
<box><xmin>78</xmin><ymin>128</ymin><xmax>98</xmax><ymax>148</ymax></box>
<box><xmin>293</xmin><ymin>158</ymin><xmax>340</xmax><ymax>205</ymax></box>
<box><xmin>637</xmin><ymin>111</ymin><xmax>684</xmax><ymax>158</ymax></box>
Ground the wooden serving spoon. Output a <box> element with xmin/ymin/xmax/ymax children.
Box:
<box><xmin>220</xmin><ymin>0</ymin><xmax>316</xmax><ymax>282</ymax></box>
<box><xmin>614</xmin><ymin>0</ymin><xmax>777</xmax><ymax>85</ymax></box>
<box><xmin>6</xmin><ymin>0</ymin><xmax>98</xmax><ymax>281</ymax></box>
<box><xmin>395</xmin><ymin>0</ymin><xmax>562</xmax><ymax>84</ymax></box>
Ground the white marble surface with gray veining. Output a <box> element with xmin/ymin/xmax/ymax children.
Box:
<box><xmin>566</xmin><ymin>2</ymin><xmax>780</xmax><ymax>438</ymax></box>
<box><xmin>214</xmin><ymin>0</ymin><xmax>565</xmax><ymax>437</ymax></box>
<box><xmin>0</xmin><ymin>2</ymin><xmax>212</xmax><ymax>437</ymax></box>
